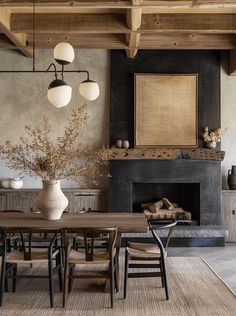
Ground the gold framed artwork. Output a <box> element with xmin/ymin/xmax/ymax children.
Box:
<box><xmin>134</xmin><ymin>73</ymin><xmax>198</xmax><ymax>148</ymax></box>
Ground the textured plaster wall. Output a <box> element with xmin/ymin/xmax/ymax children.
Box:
<box><xmin>0</xmin><ymin>49</ymin><xmax>109</xmax><ymax>188</ymax></box>
<box><xmin>221</xmin><ymin>52</ymin><xmax>236</xmax><ymax>189</ymax></box>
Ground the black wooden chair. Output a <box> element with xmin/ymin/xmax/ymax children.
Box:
<box><xmin>63</xmin><ymin>227</ymin><xmax>118</xmax><ymax>308</ymax></box>
<box><xmin>0</xmin><ymin>228</ymin><xmax>63</xmax><ymax>308</ymax></box>
<box><xmin>123</xmin><ymin>220</ymin><xmax>177</xmax><ymax>300</ymax></box>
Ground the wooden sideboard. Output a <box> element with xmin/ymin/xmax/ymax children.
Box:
<box><xmin>0</xmin><ymin>188</ymin><xmax>106</xmax><ymax>213</ymax></box>
<box><xmin>221</xmin><ymin>190</ymin><xmax>236</xmax><ymax>242</ymax></box>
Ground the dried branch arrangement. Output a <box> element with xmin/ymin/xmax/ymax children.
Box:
<box><xmin>0</xmin><ymin>104</ymin><xmax>110</xmax><ymax>186</ymax></box>
<box><xmin>202</xmin><ymin>126</ymin><xmax>227</xmax><ymax>143</ymax></box>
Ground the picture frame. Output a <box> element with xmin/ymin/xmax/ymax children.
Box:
<box><xmin>134</xmin><ymin>73</ymin><xmax>198</xmax><ymax>148</ymax></box>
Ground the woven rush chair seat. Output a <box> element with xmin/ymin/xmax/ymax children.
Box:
<box><xmin>7</xmin><ymin>248</ymin><xmax>59</xmax><ymax>263</ymax></box>
<box><xmin>124</xmin><ymin>220</ymin><xmax>177</xmax><ymax>300</ymax></box>
<box><xmin>68</xmin><ymin>248</ymin><xmax>115</xmax><ymax>264</ymax></box>
<box><xmin>127</xmin><ymin>243</ymin><xmax>164</xmax><ymax>259</ymax></box>
<box><xmin>63</xmin><ymin>227</ymin><xmax>118</xmax><ymax>308</ymax></box>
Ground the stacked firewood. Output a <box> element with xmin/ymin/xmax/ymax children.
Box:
<box><xmin>142</xmin><ymin>197</ymin><xmax>192</xmax><ymax>220</ymax></box>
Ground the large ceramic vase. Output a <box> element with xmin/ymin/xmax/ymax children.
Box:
<box><xmin>228</xmin><ymin>166</ymin><xmax>236</xmax><ymax>190</ymax></box>
<box><xmin>34</xmin><ymin>180</ymin><xmax>68</xmax><ymax>220</ymax></box>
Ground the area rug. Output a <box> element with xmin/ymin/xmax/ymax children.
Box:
<box><xmin>0</xmin><ymin>257</ymin><xmax>235</xmax><ymax>316</ymax></box>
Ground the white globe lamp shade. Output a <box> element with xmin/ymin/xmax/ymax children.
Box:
<box><xmin>47</xmin><ymin>79</ymin><xmax>72</xmax><ymax>108</ymax></box>
<box><xmin>54</xmin><ymin>42</ymin><xmax>75</xmax><ymax>65</ymax></box>
<box><xmin>79</xmin><ymin>80</ymin><xmax>99</xmax><ymax>101</ymax></box>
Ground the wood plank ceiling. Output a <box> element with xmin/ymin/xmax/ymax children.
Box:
<box><xmin>1</xmin><ymin>0</ymin><xmax>236</xmax><ymax>72</ymax></box>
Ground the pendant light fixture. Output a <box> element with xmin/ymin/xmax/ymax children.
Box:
<box><xmin>0</xmin><ymin>0</ymin><xmax>100</xmax><ymax>109</ymax></box>
<box><xmin>47</xmin><ymin>42</ymin><xmax>99</xmax><ymax>108</ymax></box>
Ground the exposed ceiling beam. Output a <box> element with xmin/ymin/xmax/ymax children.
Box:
<box><xmin>12</xmin><ymin>13</ymin><xmax>236</xmax><ymax>35</ymax></box>
<box><xmin>27</xmin><ymin>33</ymin><xmax>128</xmax><ymax>48</ymax></box>
<box><xmin>141</xmin><ymin>14</ymin><xmax>236</xmax><ymax>33</ymax></box>
<box><xmin>126</xmin><ymin>0</ymin><xmax>142</xmax><ymax>58</ymax></box>
<box><xmin>2</xmin><ymin>1</ymin><xmax>236</xmax><ymax>14</ymax></box>
<box><xmin>25</xmin><ymin>32</ymin><xmax>236</xmax><ymax>50</ymax></box>
<box><xmin>11</xmin><ymin>13</ymin><xmax>129</xmax><ymax>33</ymax></box>
<box><xmin>0</xmin><ymin>8</ymin><xmax>32</xmax><ymax>56</ymax></box>
<box><xmin>228</xmin><ymin>50</ymin><xmax>236</xmax><ymax>75</ymax></box>
<box><xmin>140</xmin><ymin>33</ymin><xmax>236</xmax><ymax>49</ymax></box>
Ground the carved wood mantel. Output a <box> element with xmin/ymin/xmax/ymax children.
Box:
<box><xmin>109</xmin><ymin>148</ymin><xmax>225</xmax><ymax>161</ymax></box>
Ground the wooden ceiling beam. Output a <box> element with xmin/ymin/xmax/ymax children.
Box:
<box><xmin>27</xmin><ymin>33</ymin><xmax>128</xmax><ymax>48</ymax></box>
<box><xmin>12</xmin><ymin>13</ymin><xmax>236</xmax><ymax>35</ymax></box>
<box><xmin>0</xmin><ymin>8</ymin><xmax>32</xmax><ymax>56</ymax></box>
<box><xmin>126</xmin><ymin>0</ymin><xmax>142</xmax><ymax>58</ymax></box>
<box><xmin>11</xmin><ymin>13</ymin><xmax>129</xmax><ymax>33</ymax></box>
<box><xmin>228</xmin><ymin>50</ymin><xmax>236</xmax><ymax>75</ymax></box>
<box><xmin>140</xmin><ymin>33</ymin><xmax>236</xmax><ymax>49</ymax></box>
<box><xmin>142</xmin><ymin>14</ymin><xmax>236</xmax><ymax>33</ymax></box>
<box><xmin>3</xmin><ymin>1</ymin><xmax>236</xmax><ymax>14</ymax></box>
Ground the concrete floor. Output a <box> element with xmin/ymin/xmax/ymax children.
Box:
<box><xmin>168</xmin><ymin>243</ymin><xmax>236</xmax><ymax>293</ymax></box>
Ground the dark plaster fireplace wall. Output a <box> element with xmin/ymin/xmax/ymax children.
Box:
<box><xmin>110</xmin><ymin>50</ymin><xmax>220</xmax><ymax>148</ymax></box>
<box><xmin>109</xmin><ymin>50</ymin><xmax>221</xmax><ymax>228</ymax></box>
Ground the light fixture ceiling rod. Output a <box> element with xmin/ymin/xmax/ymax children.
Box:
<box><xmin>33</xmin><ymin>0</ymin><xmax>36</xmax><ymax>72</ymax></box>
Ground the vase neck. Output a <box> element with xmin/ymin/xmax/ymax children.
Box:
<box><xmin>42</xmin><ymin>180</ymin><xmax>60</xmax><ymax>189</ymax></box>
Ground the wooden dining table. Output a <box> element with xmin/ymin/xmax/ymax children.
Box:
<box><xmin>0</xmin><ymin>212</ymin><xmax>148</xmax><ymax>233</ymax></box>
<box><xmin>0</xmin><ymin>211</ymin><xmax>148</xmax><ymax>292</ymax></box>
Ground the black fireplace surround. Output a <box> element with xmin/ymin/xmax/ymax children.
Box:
<box><xmin>109</xmin><ymin>50</ymin><xmax>221</xmax><ymax>228</ymax></box>
<box><xmin>109</xmin><ymin>160</ymin><xmax>221</xmax><ymax>226</ymax></box>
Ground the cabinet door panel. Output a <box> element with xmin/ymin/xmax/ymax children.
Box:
<box><xmin>222</xmin><ymin>192</ymin><xmax>236</xmax><ymax>242</ymax></box>
<box><xmin>69</xmin><ymin>190</ymin><xmax>104</xmax><ymax>212</ymax></box>
<box><xmin>8</xmin><ymin>192</ymin><xmax>39</xmax><ymax>213</ymax></box>
<box><xmin>0</xmin><ymin>194</ymin><xmax>8</xmax><ymax>211</ymax></box>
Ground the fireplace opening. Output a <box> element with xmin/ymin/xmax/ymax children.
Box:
<box><xmin>132</xmin><ymin>183</ymin><xmax>200</xmax><ymax>224</ymax></box>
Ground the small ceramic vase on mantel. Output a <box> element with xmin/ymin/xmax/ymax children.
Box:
<box><xmin>116</xmin><ymin>140</ymin><xmax>122</xmax><ymax>148</ymax></box>
<box><xmin>33</xmin><ymin>180</ymin><xmax>68</xmax><ymax>220</ymax></box>
<box><xmin>122</xmin><ymin>140</ymin><xmax>129</xmax><ymax>149</ymax></box>
<box><xmin>206</xmin><ymin>141</ymin><xmax>217</xmax><ymax>149</ymax></box>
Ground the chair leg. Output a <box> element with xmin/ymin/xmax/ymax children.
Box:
<box><xmin>0</xmin><ymin>253</ymin><xmax>6</xmax><ymax>307</ymax></box>
<box><xmin>114</xmin><ymin>257</ymin><xmax>118</xmax><ymax>293</ymax></box>
<box><xmin>159</xmin><ymin>260</ymin><xmax>165</xmax><ymax>288</ymax></box>
<box><xmin>161</xmin><ymin>258</ymin><xmax>169</xmax><ymax>300</ymax></box>
<box><xmin>56</xmin><ymin>251</ymin><xmax>63</xmax><ymax>292</ymax></box>
<box><xmin>110</xmin><ymin>260</ymin><xmax>114</xmax><ymax>308</ymax></box>
<box><xmin>48</xmin><ymin>257</ymin><xmax>54</xmax><ymax>308</ymax></box>
<box><xmin>12</xmin><ymin>264</ymin><xmax>17</xmax><ymax>292</ymax></box>
<box><xmin>123</xmin><ymin>247</ymin><xmax>129</xmax><ymax>299</ymax></box>
<box><xmin>63</xmin><ymin>254</ymin><xmax>69</xmax><ymax>308</ymax></box>
<box><xmin>68</xmin><ymin>264</ymin><xmax>75</xmax><ymax>293</ymax></box>
<box><xmin>115</xmin><ymin>247</ymin><xmax>120</xmax><ymax>292</ymax></box>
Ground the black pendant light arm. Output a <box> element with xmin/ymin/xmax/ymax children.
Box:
<box><xmin>77</xmin><ymin>70</ymin><xmax>90</xmax><ymax>81</ymax></box>
<box><xmin>46</xmin><ymin>63</ymin><xmax>58</xmax><ymax>80</ymax></box>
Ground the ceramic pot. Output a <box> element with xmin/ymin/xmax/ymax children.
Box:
<box><xmin>33</xmin><ymin>180</ymin><xmax>68</xmax><ymax>220</ymax></box>
<box><xmin>116</xmin><ymin>140</ymin><xmax>122</xmax><ymax>148</ymax></box>
<box><xmin>9</xmin><ymin>177</ymin><xmax>23</xmax><ymax>189</ymax></box>
<box><xmin>206</xmin><ymin>141</ymin><xmax>217</xmax><ymax>149</ymax></box>
<box><xmin>228</xmin><ymin>166</ymin><xmax>236</xmax><ymax>190</ymax></box>
<box><xmin>122</xmin><ymin>140</ymin><xmax>129</xmax><ymax>149</ymax></box>
<box><xmin>1</xmin><ymin>179</ymin><xmax>11</xmax><ymax>189</ymax></box>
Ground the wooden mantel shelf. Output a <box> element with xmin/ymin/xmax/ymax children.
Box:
<box><xmin>109</xmin><ymin>148</ymin><xmax>225</xmax><ymax>161</ymax></box>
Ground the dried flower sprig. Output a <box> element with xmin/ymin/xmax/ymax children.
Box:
<box><xmin>203</xmin><ymin>126</ymin><xmax>227</xmax><ymax>143</ymax></box>
<box><xmin>0</xmin><ymin>104</ymin><xmax>110</xmax><ymax>186</ymax></box>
